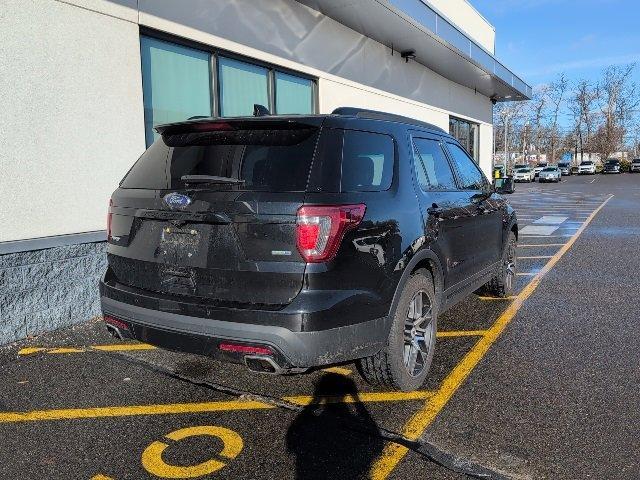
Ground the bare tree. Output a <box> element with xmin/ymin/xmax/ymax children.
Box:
<box><xmin>568</xmin><ymin>79</ymin><xmax>599</xmax><ymax>164</ymax></box>
<box><xmin>528</xmin><ymin>85</ymin><xmax>549</xmax><ymax>163</ymax></box>
<box><xmin>546</xmin><ymin>74</ymin><xmax>569</xmax><ymax>163</ymax></box>
<box><xmin>592</xmin><ymin>64</ymin><xmax>639</xmax><ymax>160</ymax></box>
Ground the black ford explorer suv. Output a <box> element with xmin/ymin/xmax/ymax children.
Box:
<box><xmin>100</xmin><ymin>107</ymin><xmax>518</xmax><ymax>391</ymax></box>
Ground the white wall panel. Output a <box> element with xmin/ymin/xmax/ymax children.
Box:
<box><xmin>0</xmin><ymin>0</ymin><xmax>145</xmax><ymax>242</ymax></box>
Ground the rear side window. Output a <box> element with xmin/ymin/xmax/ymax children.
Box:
<box><xmin>121</xmin><ymin>126</ymin><xmax>319</xmax><ymax>192</ymax></box>
<box><xmin>341</xmin><ymin>130</ymin><xmax>394</xmax><ymax>192</ymax></box>
<box><xmin>446</xmin><ymin>142</ymin><xmax>486</xmax><ymax>190</ymax></box>
<box><xmin>413</xmin><ymin>138</ymin><xmax>457</xmax><ymax>191</ymax></box>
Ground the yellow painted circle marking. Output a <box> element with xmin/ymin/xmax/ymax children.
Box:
<box><xmin>142</xmin><ymin>426</ymin><xmax>243</xmax><ymax>479</ymax></box>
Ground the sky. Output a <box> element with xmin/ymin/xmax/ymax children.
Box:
<box><xmin>473</xmin><ymin>0</ymin><xmax>640</xmax><ymax>127</ymax></box>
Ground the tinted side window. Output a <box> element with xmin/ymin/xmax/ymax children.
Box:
<box><xmin>341</xmin><ymin>130</ymin><xmax>394</xmax><ymax>192</ymax></box>
<box><xmin>120</xmin><ymin>140</ymin><xmax>169</xmax><ymax>189</ymax></box>
<box><xmin>447</xmin><ymin>143</ymin><xmax>486</xmax><ymax>190</ymax></box>
<box><xmin>413</xmin><ymin>138</ymin><xmax>457</xmax><ymax>191</ymax></box>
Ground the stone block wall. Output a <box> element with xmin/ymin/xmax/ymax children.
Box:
<box><xmin>0</xmin><ymin>242</ymin><xmax>107</xmax><ymax>344</ymax></box>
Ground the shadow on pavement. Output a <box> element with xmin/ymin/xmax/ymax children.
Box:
<box><xmin>286</xmin><ymin>373</ymin><xmax>384</xmax><ymax>479</ymax></box>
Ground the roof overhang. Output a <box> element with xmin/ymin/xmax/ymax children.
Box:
<box><xmin>295</xmin><ymin>0</ymin><xmax>531</xmax><ymax>101</ymax></box>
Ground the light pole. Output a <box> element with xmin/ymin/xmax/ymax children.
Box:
<box><xmin>504</xmin><ymin>108</ymin><xmax>509</xmax><ymax>173</ymax></box>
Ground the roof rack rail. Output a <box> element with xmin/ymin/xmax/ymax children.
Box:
<box><xmin>331</xmin><ymin>107</ymin><xmax>446</xmax><ymax>133</ymax></box>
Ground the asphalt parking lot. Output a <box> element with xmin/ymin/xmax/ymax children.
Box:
<box><xmin>1</xmin><ymin>173</ymin><xmax>639</xmax><ymax>480</ymax></box>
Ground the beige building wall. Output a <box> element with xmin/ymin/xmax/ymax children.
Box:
<box><xmin>0</xmin><ymin>0</ymin><xmax>145</xmax><ymax>243</ymax></box>
<box><xmin>425</xmin><ymin>0</ymin><xmax>495</xmax><ymax>53</ymax></box>
<box><xmin>0</xmin><ymin>0</ymin><xmax>495</xmax><ymax>243</ymax></box>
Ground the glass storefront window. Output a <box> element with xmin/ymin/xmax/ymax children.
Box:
<box><xmin>449</xmin><ymin>116</ymin><xmax>480</xmax><ymax>163</ymax></box>
<box><xmin>218</xmin><ymin>57</ymin><xmax>269</xmax><ymax>117</ymax></box>
<box><xmin>140</xmin><ymin>34</ymin><xmax>317</xmax><ymax>146</ymax></box>
<box><xmin>275</xmin><ymin>72</ymin><xmax>313</xmax><ymax>114</ymax></box>
<box><xmin>140</xmin><ymin>36</ymin><xmax>212</xmax><ymax>146</ymax></box>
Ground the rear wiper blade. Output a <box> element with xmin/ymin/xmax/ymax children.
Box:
<box><xmin>180</xmin><ymin>175</ymin><xmax>245</xmax><ymax>184</ymax></box>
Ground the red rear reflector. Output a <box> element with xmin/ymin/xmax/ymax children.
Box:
<box><xmin>104</xmin><ymin>315</ymin><xmax>129</xmax><ymax>331</ymax></box>
<box><xmin>296</xmin><ymin>204</ymin><xmax>366</xmax><ymax>262</ymax></box>
<box><xmin>219</xmin><ymin>343</ymin><xmax>273</xmax><ymax>356</ymax></box>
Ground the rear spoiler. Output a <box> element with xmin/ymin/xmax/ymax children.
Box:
<box><xmin>155</xmin><ymin>116</ymin><xmax>324</xmax><ymax>136</ymax></box>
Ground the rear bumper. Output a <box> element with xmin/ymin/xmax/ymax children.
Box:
<box><xmin>100</xmin><ymin>280</ymin><xmax>390</xmax><ymax>368</ymax></box>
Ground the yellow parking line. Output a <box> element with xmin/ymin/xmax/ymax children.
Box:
<box><xmin>285</xmin><ymin>390</ymin><xmax>433</xmax><ymax>406</ymax></box>
<box><xmin>17</xmin><ymin>347</ymin><xmax>46</xmax><ymax>356</ymax></box>
<box><xmin>0</xmin><ymin>400</ymin><xmax>273</xmax><ymax>423</ymax></box>
<box><xmin>0</xmin><ymin>392</ymin><xmax>434</xmax><ymax>424</ymax></box>
<box><xmin>18</xmin><ymin>343</ymin><xmax>157</xmax><ymax>356</ymax></box>
<box><xmin>517</xmin><ymin>255</ymin><xmax>553</xmax><ymax>259</ymax></box>
<box><xmin>47</xmin><ymin>347</ymin><xmax>85</xmax><ymax>354</ymax></box>
<box><xmin>92</xmin><ymin>344</ymin><xmax>157</xmax><ymax>352</ymax></box>
<box><xmin>370</xmin><ymin>194</ymin><xmax>613</xmax><ymax>479</ymax></box>
<box><xmin>321</xmin><ymin>366</ymin><xmax>352</xmax><ymax>376</ymax></box>
<box><xmin>436</xmin><ymin>330</ymin><xmax>487</xmax><ymax>337</ymax></box>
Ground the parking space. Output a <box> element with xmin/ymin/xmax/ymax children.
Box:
<box><xmin>1</xmin><ymin>175</ymin><xmax>634</xmax><ymax>479</ymax></box>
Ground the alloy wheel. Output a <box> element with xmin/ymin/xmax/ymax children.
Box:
<box><xmin>403</xmin><ymin>291</ymin><xmax>434</xmax><ymax>377</ymax></box>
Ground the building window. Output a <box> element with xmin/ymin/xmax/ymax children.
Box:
<box><xmin>140</xmin><ymin>32</ymin><xmax>317</xmax><ymax>146</ymax></box>
<box><xmin>449</xmin><ymin>116</ymin><xmax>479</xmax><ymax>163</ymax></box>
<box><xmin>275</xmin><ymin>72</ymin><xmax>313</xmax><ymax>114</ymax></box>
<box><xmin>140</xmin><ymin>36</ymin><xmax>212</xmax><ymax>146</ymax></box>
<box><xmin>218</xmin><ymin>57</ymin><xmax>269</xmax><ymax>117</ymax></box>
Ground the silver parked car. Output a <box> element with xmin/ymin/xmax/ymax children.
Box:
<box><xmin>539</xmin><ymin>166</ymin><xmax>562</xmax><ymax>183</ymax></box>
<box><xmin>558</xmin><ymin>162</ymin><xmax>571</xmax><ymax>176</ymax></box>
<box><xmin>631</xmin><ymin>159</ymin><xmax>640</xmax><ymax>173</ymax></box>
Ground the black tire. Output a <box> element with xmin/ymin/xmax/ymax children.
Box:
<box><xmin>484</xmin><ymin>231</ymin><xmax>517</xmax><ymax>297</ymax></box>
<box><xmin>356</xmin><ymin>269</ymin><xmax>438</xmax><ymax>392</ymax></box>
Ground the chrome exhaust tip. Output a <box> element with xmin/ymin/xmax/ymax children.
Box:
<box><xmin>106</xmin><ymin>324</ymin><xmax>124</xmax><ymax>340</ymax></box>
<box><xmin>244</xmin><ymin>355</ymin><xmax>288</xmax><ymax>375</ymax></box>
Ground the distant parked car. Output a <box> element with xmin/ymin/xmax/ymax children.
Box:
<box><xmin>533</xmin><ymin>163</ymin><xmax>548</xmax><ymax>177</ymax></box>
<box><xmin>571</xmin><ymin>165</ymin><xmax>579</xmax><ymax>174</ymax></box>
<box><xmin>631</xmin><ymin>159</ymin><xmax>640</xmax><ymax>173</ymax></box>
<box><xmin>513</xmin><ymin>167</ymin><xmax>535</xmax><ymax>182</ymax></box>
<box><xmin>603</xmin><ymin>159</ymin><xmax>621</xmax><ymax>174</ymax></box>
<box><xmin>558</xmin><ymin>162</ymin><xmax>571</xmax><ymax>176</ymax></box>
<box><xmin>578</xmin><ymin>161</ymin><xmax>596</xmax><ymax>175</ymax></box>
<box><xmin>539</xmin><ymin>166</ymin><xmax>562</xmax><ymax>183</ymax></box>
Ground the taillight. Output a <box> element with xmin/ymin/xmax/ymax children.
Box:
<box><xmin>107</xmin><ymin>199</ymin><xmax>113</xmax><ymax>240</ymax></box>
<box><xmin>296</xmin><ymin>204</ymin><xmax>366</xmax><ymax>262</ymax></box>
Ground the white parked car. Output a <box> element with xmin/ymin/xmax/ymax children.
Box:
<box><xmin>533</xmin><ymin>163</ymin><xmax>548</xmax><ymax>177</ymax></box>
<box><xmin>539</xmin><ymin>166</ymin><xmax>562</xmax><ymax>183</ymax></box>
<box><xmin>578</xmin><ymin>161</ymin><xmax>596</xmax><ymax>175</ymax></box>
<box><xmin>631</xmin><ymin>159</ymin><xmax>640</xmax><ymax>173</ymax></box>
<box><xmin>513</xmin><ymin>167</ymin><xmax>535</xmax><ymax>182</ymax></box>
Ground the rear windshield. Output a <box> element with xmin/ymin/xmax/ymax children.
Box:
<box><xmin>120</xmin><ymin>126</ymin><xmax>319</xmax><ymax>191</ymax></box>
<box><xmin>516</xmin><ymin>168</ymin><xmax>530</xmax><ymax>172</ymax></box>
<box><xmin>558</xmin><ymin>163</ymin><xmax>569</xmax><ymax>167</ymax></box>
<box><xmin>605</xmin><ymin>160</ymin><xmax>619</xmax><ymax>165</ymax></box>
<box><xmin>542</xmin><ymin>167</ymin><xmax>556</xmax><ymax>171</ymax></box>
<box><xmin>581</xmin><ymin>161</ymin><xmax>593</xmax><ymax>165</ymax></box>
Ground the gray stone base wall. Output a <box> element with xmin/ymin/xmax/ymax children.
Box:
<box><xmin>0</xmin><ymin>241</ymin><xmax>107</xmax><ymax>345</ymax></box>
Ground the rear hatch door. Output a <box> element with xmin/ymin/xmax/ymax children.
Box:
<box><xmin>108</xmin><ymin>118</ymin><xmax>323</xmax><ymax>307</ymax></box>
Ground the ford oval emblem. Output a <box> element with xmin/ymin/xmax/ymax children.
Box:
<box><xmin>163</xmin><ymin>192</ymin><xmax>192</xmax><ymax>209</ymax></box>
